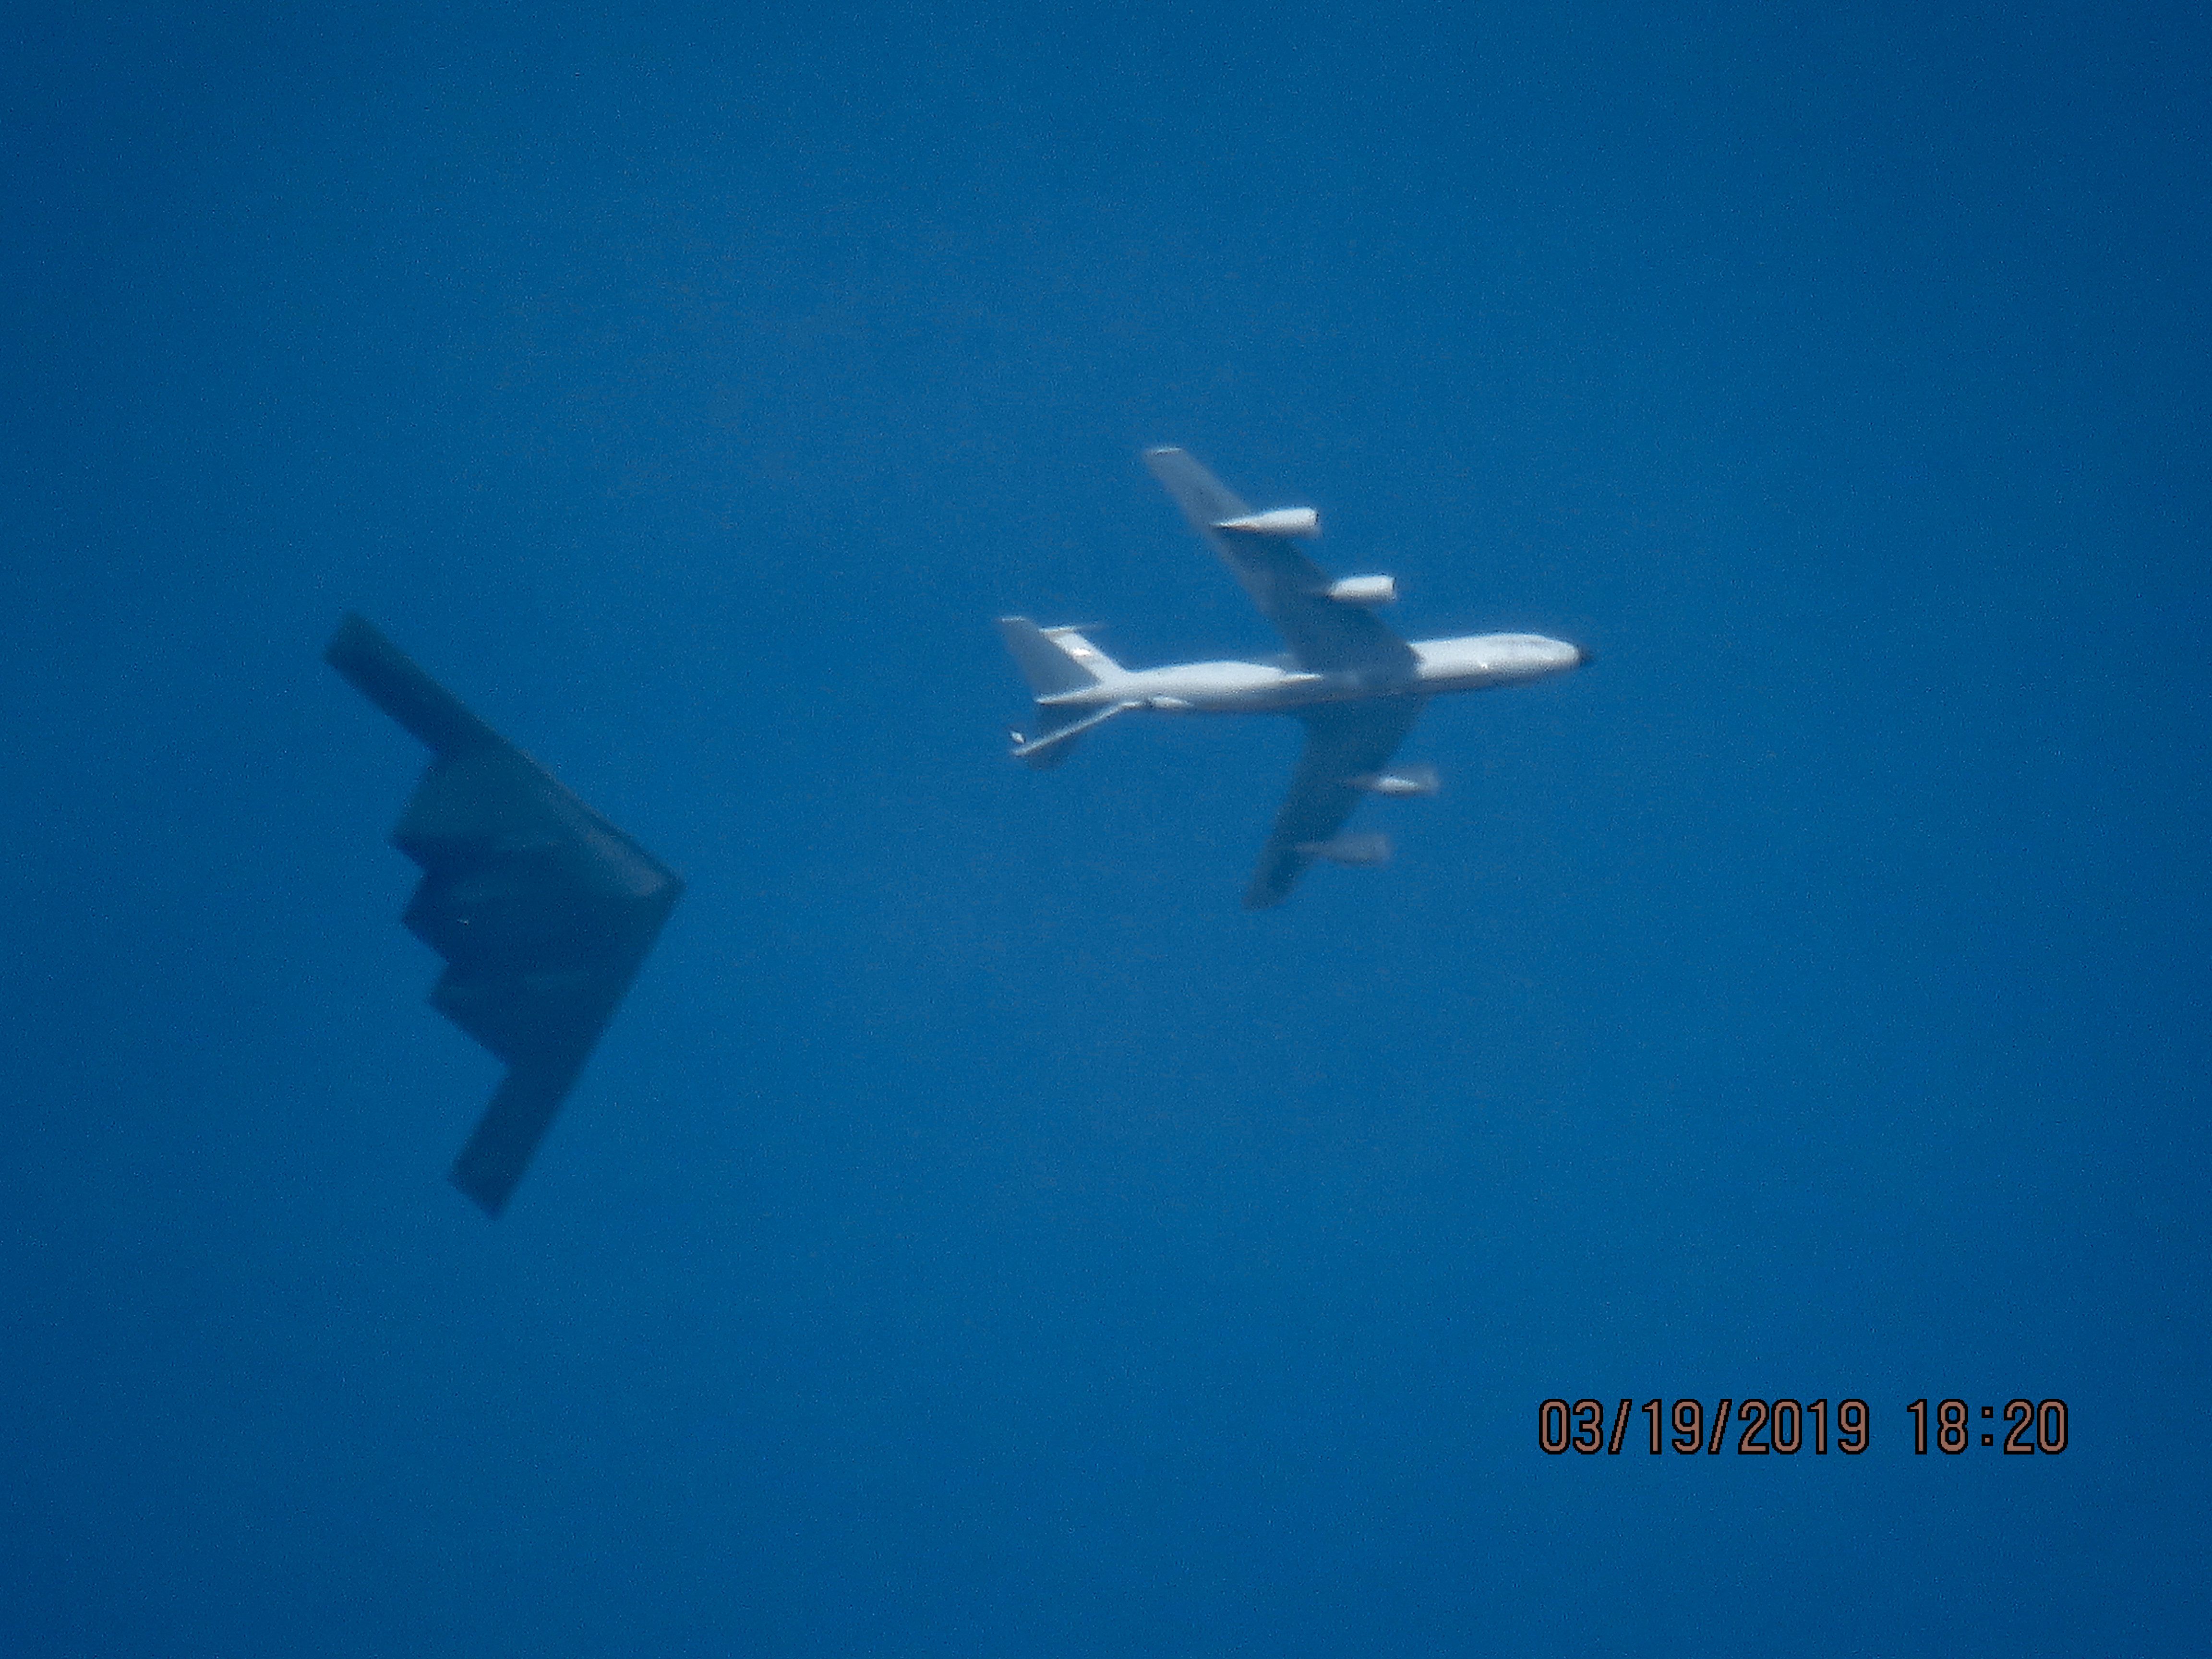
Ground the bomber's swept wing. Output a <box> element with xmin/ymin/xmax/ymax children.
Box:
<box><xmin>1247</xmin><ymin>697</ymin><xmax>1426</xmax><ymax>908</ymax></box>
<box><xmin>325</xmin><ymin>613</ymin><xmax>683</xmax><ymax>1216</ymax></box>
<box><xmin>1144</xmin><ymin>447</ymin><xmax>1418</xmax><ymax>680</ymax></box>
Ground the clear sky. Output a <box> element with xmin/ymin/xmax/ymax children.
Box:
<box><xmin>3</xmin><ymin>2</ymin><xmax>2207</xmax><ymax>1653</ymax></box>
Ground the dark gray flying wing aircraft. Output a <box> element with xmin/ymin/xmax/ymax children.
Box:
<box><xmin>1000</xmin><ymin>448</ymin><xmax>1588</xmax><ymax>908</ymax></box>
<box><xmin>326</xmin><ymin>614</ymin><xmax>682</xmax><ymax>1215</ymax></box>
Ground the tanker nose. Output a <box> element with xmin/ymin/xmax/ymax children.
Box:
<box><xmin>1573</xmin><ymin>644</ymin><xmax>1594</xmax><ymax>668</ymax></box>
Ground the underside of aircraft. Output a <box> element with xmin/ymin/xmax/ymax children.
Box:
<box><xmin>327</xmin><ymin>614</ymin><xmax>683</xmax><ymax>1215</ymax></box>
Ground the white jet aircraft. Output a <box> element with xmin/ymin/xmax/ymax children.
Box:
<box><xmin>1001</xmin><ymin>447</ymin><xmax>1589</xmax><ymax>908</ymax></box>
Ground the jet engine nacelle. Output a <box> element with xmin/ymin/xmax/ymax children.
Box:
<box><xmin>1297</xmin><ymin>831</ymin><xmax>1392</xmax><ymax>867</ymax></box>
<box><xmin>1322</xmin><ymin>575</ymin><xmax>1397</xmax><ymax>607</ymax></box>
<box><xmin>1349</xmin><ymin>763</ymin><xmax>1438</xmax><ymax>797</ymax></box>
<box><xmin>1215</xmin><ymin>507</ymin><xmax>1321</xmax><ymax>538</ymax></box>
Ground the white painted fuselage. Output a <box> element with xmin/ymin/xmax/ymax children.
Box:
<box><xmin>1039</xmin><ymin>632</ymin><xmax>1587</xmax><ymax>718</ymax></box>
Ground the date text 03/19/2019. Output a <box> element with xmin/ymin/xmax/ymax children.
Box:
<box><xmin>1538</xmin><ymin>1399</ymin><xmax>2071</xmax><ymax>1456</ymax></box>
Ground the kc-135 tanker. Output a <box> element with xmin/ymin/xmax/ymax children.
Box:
<box><xmin>1000</xmin><ymin>448</ymin><xmax>1588</xmax><ymax>908</ymax></box>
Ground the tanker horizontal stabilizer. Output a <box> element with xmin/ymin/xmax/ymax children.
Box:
<box><xmin>1009</xmin><ymin>699</ymin><xmax>1142</xmax><ymax>767</ymax></box>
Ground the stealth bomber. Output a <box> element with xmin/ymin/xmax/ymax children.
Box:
<box><xmin>326</xmin><ymin>613</ymin><xmax>682</xmax><ymax>1215</ymax></box>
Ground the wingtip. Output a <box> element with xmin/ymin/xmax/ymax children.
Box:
<box><xmin>322</xmin><ymin>610</ymin><xmax>380</xmax><ymax>670</ymax></box>
<box><xmin>448</xmin><ymin>1163</ymin><xmax>513</xmax><ymax>1219</ymax></box>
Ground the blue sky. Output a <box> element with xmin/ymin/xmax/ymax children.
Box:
<box><xmin>3</xmin><ymin>3</ymin><xmax>2207</xmax><ymax>1653</ymax></box>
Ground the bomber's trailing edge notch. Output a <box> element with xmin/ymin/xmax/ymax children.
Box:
<box><xmin>1000</xmin><ymin>448</ymin><xmax>1588</xmax><ymax>908</ymax></box>
<box><xmin>326</xmin><ymin>614</ymin><xmax>682</xmax><ymax>1216</ymax></box>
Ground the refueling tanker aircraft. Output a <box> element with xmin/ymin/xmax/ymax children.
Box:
<box><xmin>1002</xmin><ymin>448</ymin><xmax>1588</xmax><ymax>909</ymax></box>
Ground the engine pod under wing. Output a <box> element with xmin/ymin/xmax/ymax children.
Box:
<box><xmin>325</xmin><ymin>613</ymin><xmax>683</xmax><ymax>1216</ymax></box>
